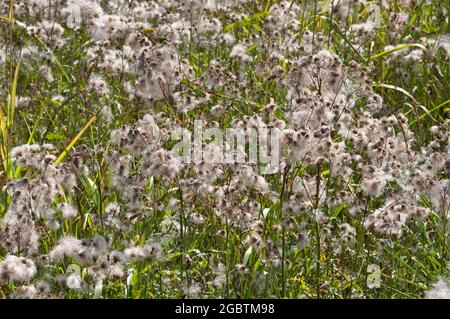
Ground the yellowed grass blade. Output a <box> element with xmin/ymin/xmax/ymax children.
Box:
<box><xmin>9</xmin><ymin>0</ymin><xmax>13</xmax><ymax>21</ymax></box>
<box><xmin>55</xmin><ymin>114</ymin><xmax>98</xmax><ymax>164</ymax></box>
<box><xmin>0</xmin><ymin>103</ymin><xmax>10</xmax><ymax>178</ymax></box>
<box><xmin>8</xmin><ymin>60</ymin><xmax>21</xmax><ymax>127</ymax></box>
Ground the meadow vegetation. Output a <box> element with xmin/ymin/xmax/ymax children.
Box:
<box><xmin>0</xmin><ymin>0</ymin><xmax>449</xmax><ymax>299</ymax></box>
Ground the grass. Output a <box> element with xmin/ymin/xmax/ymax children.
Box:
<box><xmin>0</xmin><ymin>0</ymin><xmax>449</xmax><ymax>299</ymax></box>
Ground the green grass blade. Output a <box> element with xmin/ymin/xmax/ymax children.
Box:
<box><xmin>410</xmin><ymin>99</ymin><xmax>450</xmax><ymax>126</ymax></box>
<box><xmin>373</xmin><ymin>83</ymin><xmax>417</xmax><ymax>103</ymax></box>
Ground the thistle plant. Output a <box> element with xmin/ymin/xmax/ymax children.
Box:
<box><xmin>0</xmin><ymin>0</ymin><xmax>449</xmax><ymax>299</ymax></box>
